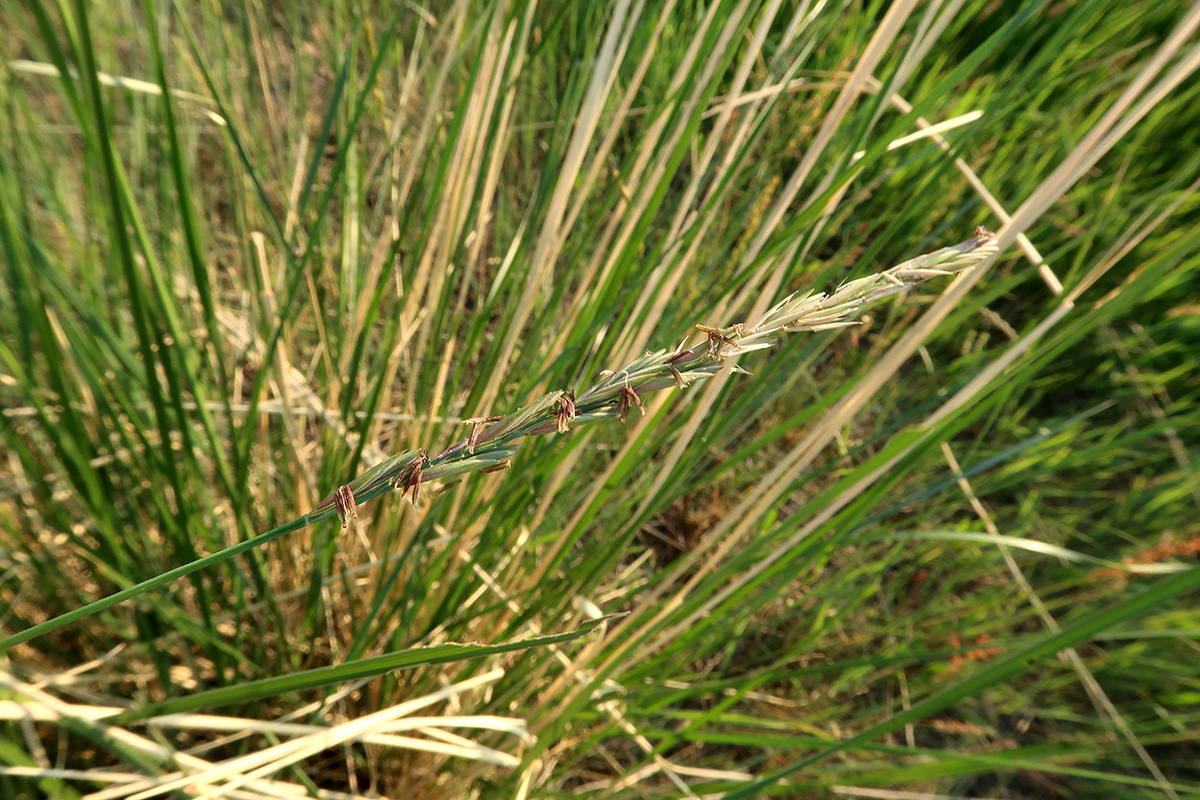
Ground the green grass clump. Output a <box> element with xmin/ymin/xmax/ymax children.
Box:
<box><xmin>2</xmin><ymin>1</ymin><xmax>1199</xmax><ymax>798</ymax></box>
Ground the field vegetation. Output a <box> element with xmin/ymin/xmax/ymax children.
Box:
<box><xmin>2</xmin><ymin>0</ymin><xmax>1199</xmax><ymax>797</ymax></box>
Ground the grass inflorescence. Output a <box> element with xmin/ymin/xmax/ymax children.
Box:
<box><xmin>316</xmin><ymin>229</ymin><xmax>1000</xmax><ymax>528</ymax></box>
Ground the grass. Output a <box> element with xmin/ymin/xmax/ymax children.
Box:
<box><xmin>1</xmin><ymin>0</ymin><xmax>1199</xmax><ymax>797</ymax></box>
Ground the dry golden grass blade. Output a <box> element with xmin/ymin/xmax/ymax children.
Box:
<box><xmin>0</xmin><ymin>672</ymin><xmax>305</xmax><ymax>800</ymax></box>
<box><xmin>543</xmin><ymin>0</ymin><xmax>689</xmax><ymax>355</ymax></box>
<box><xmin>746</xmin><ymin>0</ymin><xmax>922</xmax><ymax>268</ymax></box>
<box><xmin>251</xmin><ymin>231</ymin><xmax>315</xmax><ymax>506</ymax></box>
<box><xmin>7</xmin><ymin>59</ymin><xmax>227</xmax><ymax>125</ymax></box>
<box><xmin>476</xmin><ymin>0</ymin><xmax>640</xmax><ymax>416</ymax></box>
<box><xmin>452</xmin><ymin>541</ymin><xmax>708</xmax><ymax>797</ymax></box>
<box><xmin>532</xmin><ymin>0</ymin><xmax>767</xmax><ymax>557</ymax></box>
<box><xmin>621</xmin><ymin>0</ymin><xmax>924</xmax><ymax>520</ymax></box>
<box><xmin>867</xmin><ymin>81</ymin><xmax>1059</xmax><ymax>293</ymax></box>
<box><xmin>372</xmin><ymin>0</ymin><xmax>470</xmax><ymax>439</ymax></box>
<box><xmin>349</xmin><ymin>17</ymin><xmax>426</xmax><ymax>364</ymax></box>
<box><xmin>122</xmin><ymin>669</ymin><xmax>511</xmax><ymax>800</ymax></box>
<box><xmin>609</xmin><ymin>0</ymin><xmax>788</xmax><ymax>366</ymax></box>
<box><xmin>1004</xmin><ymin>5</ymin><xmax>1200</xmax><ymax>234</ymax></box>
<box><xmin>533</xmin><ymin>0</ymin><xmax>817</xmax><ymax>568</ymax></box>
<box><xmin>406</xmin><ymin>3</ymin><xmax>516</xmax><ymax>443</ymax></box>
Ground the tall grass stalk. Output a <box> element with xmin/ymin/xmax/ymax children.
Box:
<box><xmin>3</xmin><ymin>1</ymin><xmax>1199</xmax><ymax>797</ymax></box>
